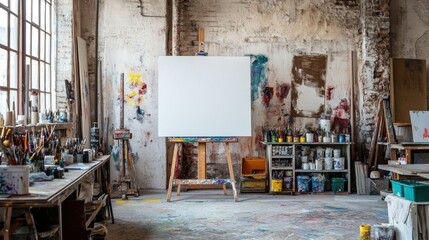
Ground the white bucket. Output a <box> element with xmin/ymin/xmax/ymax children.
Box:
<box><xmin>302</xmin><ymin>163</ymin><xmax>310</xmax><ymax>170</ymax></box>
<box><xmin>334</xmin><ymin>157</ymin><xmax>345</xmax><ymax>170</ymax></box>
<box><xmin>325</xmin><ymin>148</ymin><xmax>333</xmax><ymax>157</ymax></box>
<box><xmin>306</xmin><ymin>133</ymin><xmax>314</xmax><ymax>142</ymax></box>
<box><xmin>301</xmin><ymin>155</ymin><xmax>308</xmax><ymax>163</ymax></box>
<box><xmin>333</xmin><ymin>149</ymin><xmax>341</xmax><ymax>158</ymax></box>
<box><xmin>316</xmin><ymin>147</ymin><xmax>325</xmax><ymax>158</ymax></box>
<box><xmin>316</xmin><ymin>159</ymin><xmax>324</xmax><ymax>170</ymax></box>
<box><xmin>324</xmin><ymin>157</ymin><xmax>333</xmax><ymax>170</ymax></box>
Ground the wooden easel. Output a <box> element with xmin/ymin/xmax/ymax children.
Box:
<box><xmin>166</xmin><ymin>138</ymin><xmax>238</xmax><ymax>202</ymax></box>
<box><xmin>367</xmin><ymin>97</ymin><xmax>397</xmax><ymax>175</ymax></box>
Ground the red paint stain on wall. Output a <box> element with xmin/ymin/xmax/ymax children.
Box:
<box><xmin>262</xmin><ymin>86</ymin><xmax>274</xmax><ymax>107</ymax></box>
<box><xmin>423</xmin><ymin>128</ymin><xmax>429</xmax><ymax>138</ymax></box>
<box><xmin>332</xmin><ymin>98</ymin><xmax>350</xmax><ymax>133</ymax></box>
<box><xmin>276</xmin><ymin>83</ymin><xmax>291</xmax><ymax>102</ymax></box>
<box><xmin>326</xmin><ymin>86</ymin><xmax>335</xmax><ymax>100</ymax></box>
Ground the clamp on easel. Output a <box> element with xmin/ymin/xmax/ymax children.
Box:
<box><xmin>114</xmin><ymin>73</ymin><xmax>140</xmax><ymax>200</ymax></box>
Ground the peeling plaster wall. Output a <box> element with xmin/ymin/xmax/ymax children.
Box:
<box><xmin>56</xmin><ymin>0</ymin><xmax>73</xmax><ymax>109</ymax></box>
<box><xmin>176</xmin><ymin>0</ymin><xmax>361</xmax><ymax>179</ymax></box>
<box><xmin>358</xmin><ymin>0</ymin><xmax>391</xmax><ymax>157</ymax></box>
<box><xmin>98</xmin><ymin>0</ymin><xmax>167</xmax><ymax>189</ymax></box>
<box><xmin>390</xmin><ymin>0</ymin><xmax>429</xmax><ymax>107</ymax></box>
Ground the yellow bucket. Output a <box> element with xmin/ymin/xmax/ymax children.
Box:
<box><xmin>359</xmin><ymin>224</ymin><xmax>371</xmax><ymax>240</ymax></box>
<box><xmin>271</xmin><ymin>180</ymin><xmax>283</xmax><ymax>192</ymax></box>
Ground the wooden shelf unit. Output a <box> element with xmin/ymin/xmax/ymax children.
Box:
<box><xmin>263</xmin><ymin>142</ymin><xmax>352</xmax><ymax>194</ymax></box>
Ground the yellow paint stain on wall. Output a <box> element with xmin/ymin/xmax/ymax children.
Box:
<box><xmin>128</xmin><ymin>71</ymin><xmax>143</xmax><ymax>86</ymax></box>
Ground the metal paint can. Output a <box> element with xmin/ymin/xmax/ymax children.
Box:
<box><xmin>287</xmin><ymin>135</ymin><xmax>293</xmax><ymax>142</ymax></box>
<box><xmin>300</xmin><ymin>136</ymin><xmax>306</xmax><ymax>143</ymax></box>
<box><xmin>345</xmin><ymin>134</ymin><xmax>351</xmax><ymax>142</ymax></box>
<box><xmin>338</xmin><ymin>134</ymin><xmax>345</xmax><ymax>142</ymax></box>
<box><xmin>360</xmin><ymin>224</ymin><xmax>371</xmax><ymax>240</ymax></box>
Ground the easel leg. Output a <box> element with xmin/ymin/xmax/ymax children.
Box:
<box><xmin>225</xmin><ymin>143</ymin><xmax>238</xmax><ymax>202</ymax></box>
<box><xmin>167</xmin><ymin>143</ymin><xmax>180</xmax><ymax>202</ymax></box>
<box><xmin>177</xmin><ymin>184</ymin><xmax>181</xmax><ymax>196</ymax></box>
<box><xmin>223</xmin><ymin>184</ymin><xmax>227</xmax><ymax>195</ymax></box>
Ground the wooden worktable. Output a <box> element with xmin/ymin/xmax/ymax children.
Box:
<box><xmin>378</xmin><ymin>164</ymin><xmax>429</xmax><ymax>179</ymax></box>
<box><xmin>0</xmin><ymin>155</ymin><xmax>111</xmax><ymax>239</ymax></box>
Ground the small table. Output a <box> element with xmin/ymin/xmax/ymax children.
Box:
<box><xmin>378</xmin><ymin>164</ymin><xmax>429</xmax><ymax>180</ymax></box>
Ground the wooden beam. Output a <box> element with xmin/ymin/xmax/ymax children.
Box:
<box><xmin>198</xmin><ymin>142</ymin><xmax>206</xmax><ymax>179</ymax></box>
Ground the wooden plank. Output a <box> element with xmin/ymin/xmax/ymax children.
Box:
<box><xmin>378</xmin><ymin>164</ymin><xmax>429</xmax><ymax>175</ymax></box>
<box><xmin>226</xmin><ymin>143</ymin><xmax>238</xmax><ymax>202</ymax></box>
<box><xmin>382</xmin><ymin>98</ymin><xmax>397</xmax><ymax>144</ymax></box>
<box><xmin>198</xmin><ymin>142</ymin><xmax>206</xmax><ymax>179</ymax></box>
<box><xmin>77</xmin><ymin>37</ymin><xmax>91</xmax><ymax>148</ymax></box>
<box><xmin>167</xmin><ymin>143</ymin><xmax>179</xmax><ymax>202</ymax></box>
<box><xmin>390</xmin><ymin>58</ymin><xmax>427</xmax><ymax>123</ymax></box>
<box><xmin>367</xmin><ymin>100</ymin><xmax>383</xmax><ymax>173</ymax></box>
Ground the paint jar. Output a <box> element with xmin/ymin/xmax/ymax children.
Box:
<box><xmin>331</xmin><ymin>134</ymin><xmax>338</xmax><ymax>143</ymax></box>
<box><xmin>333</xmin><ymin>149</ymin><xmax>341</xmax><ymax>158</ymax></box>
<box><xmin>325</xmin><ymin>148</ymin><xmax>333</xmax><ymax>158</ymax></box>
<box><xmin>306</xmin><ymin>133</ymin><xmax>314</xmax><ymax>142</ymax></box>
<box><xmin>338</xmin><ymin>134</ymin><xmax>345</xmax><ymax>142</ymax></box>
<box><xmin>316</xmin><ymin>147</ymin><xmax>325</xmax><ymax>159</ymax></box>
<box><xmin>345</xmin><ymin>134</ymin><xmax>351</xmax><ymax>142</ymax></box>
<box><xmin>318</xmin><ymin>135</ymin><xmax>323</xmax><ymax>142</ymax></box>
<box><xmin>0</xmin><ymin>113</ymin><xmax>3</xmax><ymax>127</ymax></box>
<box><xmin>301</xmin><ymin>156</ymin><xmax>308</xmax><ymax>163</ymax></box>
<box><xmin>324</xmin><ymin>157</ymin><xmax>333</xmax><ymax>170</ymax></box>
<box><xmin>309</xmin><ymin>162</ymin><xmax>315</xmax><ymax>170</ymax></box>
<box><xmin>278</xmin><ymin>137</ymin><xmax>283</xmax><ymax>143</ymax></box>
<box><xmin>320</xmin><ymin>118</ymin><xmax>331</xmax><ymax>132</ymax></box>
<box><xmin>315</xmin><ymin>158</ymin><xmax>324</xmax><ymax>170</ymax></box>
<box><xmin>302</xmin><ymin>163</ymin><xmax>310</xmax><ymax>170</ymax></box>
<box><xmin>360</xmin><ymin>224</ymin><xmax>371</xmax><ymax>240</ymax></box>
<box><xmin>293</xmin><ymin>136</ymin><xmax>299</xmax><ymax>143</ymax></box>
<box><xmin>300</xmin><ymin>136</ymin><xmax>306</xmax><ymax>143</ymax></box>
<box><xmin>287</xmin><ymin>135</ymin><xmax>293</xmax><ymax>142</ymax></box>
<box><xmin>323</xmin><ymin>136</ymin><xmax>330</xmax><ymax>143</ymax></box>
<box><xmin>334</xmin><ymin>157</ymin><xmax>345</xmax><ymax>170</ymax></box>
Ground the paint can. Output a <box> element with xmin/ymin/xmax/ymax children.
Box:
<box><xmin>271</xmin><ymin>179</ymin><xmax>283</xmax><ymax>192</ymax></box>
<box><xmin>323</xmin><ymin>136</ymin><xmax>330</xmax><ymax>143</ymax></box>
<box><xmin>4</xmin><ymin>111</ymin><xmax>13</xmax><ymax>126</ymax></box>
<box><xmin>374</xmin><ymin>224</ymin><xmax>395</xmax><ymax>240</ymax></box>
<box><xmin>311</xmin><ymin>174</ymin><xmax>325</xmax><ymax>192</ymax></box>
<box><xmin>338</xmin><ymin>134</ymin><xmax>345</xmax><ymax>142</ymax></box>
<box><xmin>287</xmin><ymin>135</ymin><xmax>293</xmax><ymax>142</ymax></box>
<box><xmin>331</xmin><ymin>134</ymin><xmax>338</xmax><ymax>143</ymax></box>
<box><xmin>301</xmin><ymin>155</ymin><xmax>308</xmax><ymax>163</ymax></box>
<box><xmin>325</xmin><ymin>148</ymin><xmax>333</xmax><ymax>158</ymax></box>
<box><xmin>300</xmin><ymin>136</ymin><xmax>306</xmax><ymax>143</ymax></box>
<box><xmin>293</xmin><ymin>136</ymin><xmax>299</xmax><ymax>143</ymax></box>
<box><xmin>359</xmin><ymin>224</ymin><xmax>371</xmax><ymax>240</ymax></box>
<box><xmin>316</xmin><ymin>147</ymin><xmax>325</xmax><ymax>158</ymax></box>
<box><xmin>345</xmin><ymin>134</ymin><xmax>351</xmax><ymax>142</ymax></box>
<box><xmin>324</xmin><ymin>157</ymin><xmax>333</xmax><ymax>170</ymax></box>
<box><xmin>283</xmin><ymin>177</ymin><xmax>292</xmax><ymax>189</ymax></box>
<box><xmin>306</xmin><ymin>133</ymin><xmax>314</xmax><ymax>142</ymax></box>
<box><xmin>297</xmin><ymin>175</ymin><xmax>310</xmax><ymax>192</ymax></box>
<box><xmin>31</xmin><ymin>112</ymin><xmax>39</xmax><ymax>125</ymax></box>
<box><xmin>316</xmin><ymin>158</ymin><xmax>324</xmax><ymax>170</ymax></box>
<box><xmin>302</xmin><ymin>163</ymin><xmax>310</xmax><ymax>170</ymax></box>
<box><xmin>333</xmin><ymin>149</ymin><xmax>341</xmax><ymax>157</ymax></box>
<box><xmin>309</xmin><ymin>162</ymin><xmax>315</xmax><ymax>170</ymax></box>
<box><xmin>334</xmin><ymin>157</ymin><xmax>345</xmax><ymax>170</ymax></box>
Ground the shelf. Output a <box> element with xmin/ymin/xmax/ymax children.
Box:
<box><xmin>269</xmin><ymin>190</ymin><xmax>293</xmax><ymax>195</ymax></box>
<box><xmin>295</xmin><ymin>169</ymin><xmax>348</xmax><ymax>173</ymax></box>
<box><xmin>263</xmin><ymin>142</ymin><xmax>352</xmax><ymax>145</ymax></box>
<box><xmin>272</xmin><ymin>155</ymin><xmax>294</xmax><ymax>158</ymax></box>
<box><xmin>272</xmin><ymin>167</ymin><xmax>293</xmax><ymax>170</ymax></box>
<box><xmin>1</xmin><ymin>122</ymin><xmax>73</xmax><ymax>130</ymax></box>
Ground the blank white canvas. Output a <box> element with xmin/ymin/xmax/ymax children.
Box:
<box><xmin>158</xmin><ymin>56</ymin><xmax>251</xmax><ymax>137</ymax></box>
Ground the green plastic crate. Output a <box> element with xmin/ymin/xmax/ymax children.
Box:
<box><xmin>331</xmin><ymin>178</ymin><xmax>346</xmax><ymax>192</ymax></box>
<box><xmin>391</xmin><ymin>180</ymin><xmax>421</xmax><ymax>198</ymax></box>
<box><xmin>391</xmin><ymin>180</ymin><xmax>405</xmax><ymax>197</ymax></box>
<box><xmin>403</xmin><ymin>181</ymin><xmax>429</xmax><ymax>202</ymax></box>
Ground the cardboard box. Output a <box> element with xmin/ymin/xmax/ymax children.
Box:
<box><xmin>241</xmin><ymin>157</ymin><xmax>266</xmax><ymax>179</ymax></box>
<box><xmin>0</xmin><ymin>165</ymin><xmax>30</xmax><ymax>195</ymax></box>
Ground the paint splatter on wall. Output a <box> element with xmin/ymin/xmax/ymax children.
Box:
<box><xmin>262</xmin><ymin>86</ymin><xmax>274</xmax><ymax>107</ymax></box>
<box><xmin>332</xmin><ymin>98</ymin><xmax>350</xmax><ymax>134</ymax></box>
<box><xmin>326</xmin><ymin>86</ymin><xmax>335</xmax><ymax>100</ymax></box>
<box><xmin>118</xmin><ymin>71</ymin><xmax>148</xmax><ymax>123</ymax></box>
<box><xmin>249</xmin><ymin>55</ymin><xmax>269</xmax><ymax>103</ymax></box>
<box><xmin>276</xmin><ymin>83</ymin><xmax>291</xmax><ymax>102</ymax></box>
<box><xmin>291</xmin><ymin>55</ymin><xmax>327</xmax><ymax>117</ymax></box>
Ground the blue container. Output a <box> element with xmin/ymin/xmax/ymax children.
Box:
<box><xmin>297</xmin><ymin>175</ymin><xmax>311</xmax><ymax>192</ymax></box>
<box><xmin>403</xmin><ymin>181</ymin><xmax>429</xmax><ymax>202</ymax></box>
<box><xmin>311</xmin><ymin>176</ymin><xmax>325</xmax><ymax>192</ymax></box>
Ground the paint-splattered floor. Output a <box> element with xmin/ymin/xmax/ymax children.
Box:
<box><xmin>103</xmin><ymin>191</ymin><xmax>388</xmax><ymax>240</ymax></box>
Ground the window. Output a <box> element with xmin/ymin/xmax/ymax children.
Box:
<box><xmin>0</xmin><ymin>0</ymin><xmax>52</xmax><ymax>116</ymax></box>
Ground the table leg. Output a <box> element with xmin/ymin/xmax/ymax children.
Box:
<box><xmin>177</xmin><ymin>184</ymin><xmax>181</xmax><ymax>196</ymax></box>
<box><xmin>223</xmin><ymin>184</ymin><xmax>227</xmax><ymax>195</ymax></box>
<box><xmin>2</xmin><ymin>207</ymin><xmax>13</xmax><ymax>240</ymax></box>
<box><xmin>167</xmin><ymin>143</ymin><xmax>180</xmax><ymax>202</ymax></box>
<box><xmin>24</xmin><ymin>208</ymin><xmax>38</xmax><ymax>240</ymax></box>
<box><xmin>225</xmin><ymin>143</ymin><xmax>238</xmax><ymax>202</ymax></box>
